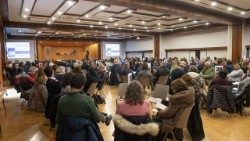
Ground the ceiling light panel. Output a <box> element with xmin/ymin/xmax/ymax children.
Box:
<box><xmin>21</xmin><ymin>0</ymin><xmax>36</xmax><ymax>20</ymax></box>
<box><xmin>84</xmin><ymin>4</ymin><xmax>110</xmax><ymax>17</ymax></box>
<box><xmin>47</xmin><ymin>0</ymin><xmax>77</xmax><ymax>24</ymax></box>
<box><xmin>66</xmin><ymin>1</ymin><xmax>99</xmax><ymax>15</ymax></box>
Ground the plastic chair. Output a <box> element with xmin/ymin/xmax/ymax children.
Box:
<box><xmin>0</xmin><ymin>91</ymin><xmax>6</xmax><ymax>116</ymax></box>
<box><xmin>121</xmin><ymin>75</ymin><xmax>128</xmax><ymax>83</ymax></box>
<box><xmin>163</xmin><ymin>104</ymin><xmax>194</xmax><ymax>141</ymax></box>
<box><xmin>151</xmin><ymin>84</ymin><xmax>169</xmax><ymax>100</ymax></box>
<box><xmin>116</xmin><ymin>73</ymin><xmax>123</xmax><ymax>84</ymax></box>
<box><xmin>157</xmin><ymin>75</ymin><xmax>169</xmax><ymax>85</ymax></box>
<box><xmin>137</xmin><ymin>75</ymin><xmax>151</xmax><ymax>92</ymax></box>
<box><xmin>116</xmin><ymin>83</ymin><xmax>128</xmax><ymax>106</ymax></box>
<box><xmin>87</xmin><ymin>83</ymin><xmax>98</xmax><ymax>96</ymax></box>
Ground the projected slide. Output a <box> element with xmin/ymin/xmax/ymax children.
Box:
<box><xmin>105</xmin><ymin>44</ymin><xmax>120</xmax><ymax>57</ymax></box>
<box><xmin>6</xmin><ymin>42</ymin><xmax>30</xmax><ymax>58</ymax></box>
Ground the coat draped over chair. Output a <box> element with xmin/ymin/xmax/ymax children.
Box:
<box><xmin>113</xmin><ymin>114</ymin><xmax>159</xmax><ymax>141</ymax></box>
<box><xmin>56</xmin><ymin>115</ymin><xmax>104</xmax><ymax>141</ymax></box>
<box><xmin>206</xmin><ymin>78</ymin><xmax>235</xmax><ymax>114</ymax></box>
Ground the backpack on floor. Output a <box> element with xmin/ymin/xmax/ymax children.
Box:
<box><xmin>92</xmin><ymin>94</ymin><xmax>106</xmax><ymax>104</ymax></box>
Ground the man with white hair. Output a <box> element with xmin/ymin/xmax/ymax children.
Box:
<box><xmin>200</xmin><ymin>61</ymin><xmax>215</xmax><ymax>85</ymax></box>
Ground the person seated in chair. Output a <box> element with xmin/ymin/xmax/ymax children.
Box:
<box><xmin>153</xmin><ymin>62</ymin><xmax>170</xmax><ymax>85</ymax></box>
<box><xmin>200</xmin><ymin>61</ymin><xmax>215</xmax><ymax>86</ymax></box>
<box><xmin>56</xmin><ymin>73</ymin><xmax>104</xmax><ymax>141</ymax></box>
<box><xmin>207</xmin><ymin>70</ymin><xmax>235</xmax><ymax>115</ymax></box>
<box><xmin>155</xmin><ymin>78</ymin><xmax>195</xmax><ymax>141</ymax></box>
<box><xmin>114</xmin><ymin>80</ymin><xmax>159</xmax><ymax>141</ymax></box>
<box><xmin>83</xmin><ymin>61</ymin><xmax>100</xmax><ymax>93</ymax></box>
<box><xmin>14</xmin><ymin>67</ymin><xmax>35</xmax><ymax>93</ymax></box>
<box><xmin>227</xmin><ymin>63</ymin><xmax>245</xmax><ymax>82</ymax></box>
<box><xmin>121</xmin><ymin>63</ymin><xmax>133</xmax><ymax>76</ymax></box>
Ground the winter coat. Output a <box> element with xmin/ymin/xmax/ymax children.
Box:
<box><xmin>206</xmin><ymin>77</ymin><xmax>235</xmax><ymax>113</ymax></box>
<box><xmin>113</xmin><ymin>114</ymin><xmax>159</xmax><ymax>141</ymax></box>
<box><xmin>158</xmin><ymin>90</ymin><xmax>195</xmax><ymax>134</ymax></box>
<box><xmin>29</xmin><ymin>84</ymin><xmax>48</xmax><ymax>112</ymax></box>
<box><xmin>227</xmin><ymin>69</ymin><xmax>245</xmax><ymax>82</ymax></box>
<box><xmin>56</xmin><ymin>115</ymin><xmax>103</xmax><ymax>141</ymax></box>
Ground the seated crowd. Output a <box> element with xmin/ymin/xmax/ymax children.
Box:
<box><xmin>3</xmin><ymin>56</ymin><xmax>250</xmax><ymax>141</ymax></box>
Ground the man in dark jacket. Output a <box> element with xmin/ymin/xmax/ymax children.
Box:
<box><xmin>83</xmin><ymin>61</ymin><xmax>100</xmax><ymax>93</ymax></box>
<box><xmin>44</xmin><ymin>67</ymin><xmax>62</xmax><ymax>130</ymax></box>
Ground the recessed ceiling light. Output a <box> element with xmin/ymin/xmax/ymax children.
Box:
<box><xmin>133</xmin><ymin>28</ymin><xmax>136</xmax><ymax>31</ymax></box>
<box><xmin>144</xmin><ymin>26</ymin><xmax>148</xmax><ymax>29</ymax></box>
<box><xmin>90</xmin><ymin>25</ymin><xmax>93</xmax><ymax>28</ymax></box>
<box><xmin>114</xmin><ymin>22</ymin><xmax>118</xmax><ymax>26</ymax></box>
<box><xmin>24</xmin><ymin>8</ymin><xmax>29</xmax><ymax>12</ymax></box>
<box><xmin>47</xmin><ymin>21</ymin><xmax>51</xmax><ymax>24</ymax></box>
<box><xmin>127</xmin><ymin>10</ymin><xmax>132</xmax><ymax>14</ymax></box>
<box><xmin>57</xmin><ymin>11</ymin><xmax>62</xmax><ymax>15</ymax></box>
<box><xmin>109</xmin><ymin>17</ymin><xmax>113</xmax><ymax>21</ymax></box>
<box><xmin>119</xmin><ymin>27</ymin><xmax>121</xmax><ymax>30</ymax></box>
<box><xmin>157</xmin><ymin>23</ymin><xmax>161</xmax><ymax>26</ymax></box>
<box><xmin>170</xmin><ymin>29</ymin><xmax>173</xmax><ymax>31</ymax></box>
<box><xmin>211</xmin><ymin>1</ymin><xmax>217</xmax><ymax>6</ymax></box>
<box><xmin>241</xmin><ymin>11</ymin><xmax>246</xmax><ymax>15</ymax></box>
<box><xmin>205</xmin><ymin>22</ymin><xmax>210</xmax><ymax>25</ymax></box>
<box><xmin>98</xmin><ymin>21</ymin><xmax>103</xmax><ymax>25</ymax></box>
<box><xmin>67</xmin><ymin>0</ymin><xmax>74</xmax><ymax>6</ymax></box>
<box><xmin>52</xmin><ymin>17</ymin><xmax>56</xmax><ymax>20</ymax></box>
<box><xmin>129</xmin><ymin>24</ymin><xmax>132</xmax><ymax>27</ymax></box>
<box><xmin>83</xmin><ymin>33</ymin><xmax>86</xmax><ymax>36</ymax></box>
<box><xmin>184</xmin><ymin>26</ymin><xmax>187</xmax><ymax>29</ymax></box>
<box><xmin>105</xmin><ymin>26</ymin><xmax>108</xmax><ymax>29</ymax></box>
<box><xmin>141</xmin><ymin>21</ymin><xmax>145</xmax><ymax>24</ymax></box>
<box><xmin>194</xmin><ymin>0</ymin><xmax>200</xmax><ymax>2</ymax></box>
<box><xmin>147</xmin><ymin>29</ymin><xmax>149</xmax><ymax>32</ymax></box>
<box><xmin>193</xmin><ymin>20</ymin><xmax>197</xmax><ymax>23</ymax></box>
<box><xmin>22</xmin><ymin>15</ymin><xmax>27</xmax><ymax>18</ymax></box>
<box><xmin>107</xmin><ymin>34</ymin><xmax>110</xmax><ymax>37</ymax></box>
<box><xmin>85</xmin><ymin>14</ymin><xmax>89</xmax><ymax>18</ymax></box>
<box><xmin>77</xmin><ymin>19</ymin><xmax>80</xmax><ymax>23</ymax></box>
<box><xmin>38</xmin><ymin>31</ymin><xmax>42</xmax><ymax>34</ymax></box>
<box><xmin>158</xmin><ymin>27</ymin><xmax>161</xmax><ymax>30</ymax></box>
<box><xmin>162</xmin><ymin>16</ymin><xmax>166</xmax><ymax>18</ymax></box>
<box><xmin>227</xmin><ymin>7</ymin><xmax>233</xmax><ymax>11</ymax></box>
<box><xmin>179</xmin><ymin>18</ymin><xmax>183</xmax><ymax>21</ymax></box>
<box><xmin>99</xmin><ymin>5</ymin><xmax>108</xmax><ymax>10</ymax></box>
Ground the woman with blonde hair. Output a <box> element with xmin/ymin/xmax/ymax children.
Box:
<box><xmin>29</xmin><ymin>68</ymin><xmax>48</xmax><ymax>112</ymax></box>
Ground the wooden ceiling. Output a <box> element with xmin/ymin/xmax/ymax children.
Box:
<box><xmin>0</xmin><ymin>0</ymin><xmax>247</xmax><ymax>40</ymax></box>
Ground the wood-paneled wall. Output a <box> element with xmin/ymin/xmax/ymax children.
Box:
<box><xmin>37</xmin><ymin>40</ymin><xmax>100</xmax><ymax>61</ymax></box>
<box><xmin>232</xmin><ymin>25</ymin><xmax>242</xmax><ymax>63</ymax></box>
<box><xmin>0</xmin><ymin>16</ymin><xmax>4</xmax><ymax>89</ymax></box>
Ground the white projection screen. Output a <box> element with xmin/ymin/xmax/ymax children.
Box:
<box><xmin>6</xmin><ymin>42</ymin><xmax>31</xmax><ymax>59</ymax></box>
<box><xmin>105</xmin><ymin>43</ymin><xmax>120</xmax><ymax>57</ymax></box>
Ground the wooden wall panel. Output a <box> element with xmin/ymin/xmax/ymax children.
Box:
<box><xmin>232</xmin><ymin>25</ymin><xmax>242</xmax><ymax>63</ymax></box>
<box><xmin>37</xmin><ymin>40</ymin><xmax>100</xmax><ymax>61</ymax></box>
<box><xmin>0</xmin><ymin>27</ymin><xmax>3</xmax><ymax>89</ymax></box>
<box><xmin>154</xmin><ymin>35</ymin><xmax>160</xmax><ymax>58</ymax></box>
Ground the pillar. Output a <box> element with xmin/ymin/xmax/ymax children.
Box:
<box><xmin>154</xmin><ymin>35</ymin><xmax>160</xmax><ymax>58</ymax></box>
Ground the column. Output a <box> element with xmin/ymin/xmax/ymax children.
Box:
<box><xmin>154</xmin><ymin>35</ymin><xmax>160</xmax><ymax>58</ymax></box>
<box><xmin>228</xmin><ymin>24</ymin><xmax>243</xmax><ymax>63</ymax></box>
<box><xmin>0</xmin><ymin>25</ymin><xmax>4</xmax><ymax>89</ymax></box>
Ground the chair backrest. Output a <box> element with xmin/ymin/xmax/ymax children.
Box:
<box><xmin>121</xmin><ymin>75</ymin><xmax>128</xmax><ymax>83</ymax></box>
<box><xmin>118</xmin><ymin>83</ymin><xmax>128</xmax><ymax>98</ymax></box>
<box><xmin>175</xmin><ymin>104</ymin><xmax>194</xmax><ymax>129</ymax></box>
<box><xmin>87</xmin><ymin>83</ymin><xmax>98</xmax><ymax>95</ymax></box>
<box><xmin>157</xmin><ymin>75</ymin><xmax>169</xmax><ymax>85</ymax></box>
<box><xmin>137</xmin><ymin>75</ymin><xmax>151</xmax><ymax>86</ymax></box>
<box><xmin>152</xmin><ymin>84</ymin><xmax>169</xmax><ymax>100</ymax></box>
<box><xmin>116</xmin><ymin>73</ymin><xmax>123</xmax><ymax>82</ymax></box>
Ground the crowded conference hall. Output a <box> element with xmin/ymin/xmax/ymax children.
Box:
<box><xmin>1</xmin><ymin>0</ymin><xmax>250</xmax><ymax>141</ymax></box>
